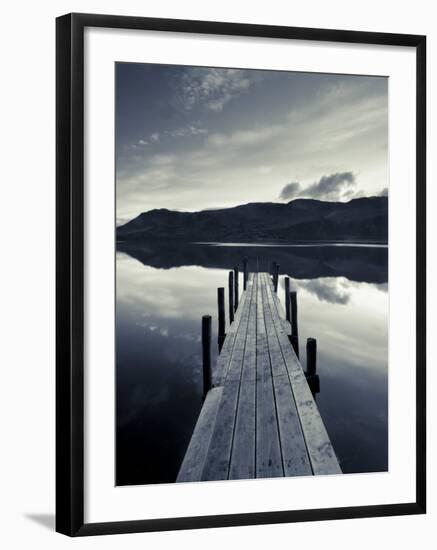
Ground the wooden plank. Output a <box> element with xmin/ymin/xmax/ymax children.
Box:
<box><xmin>260</xmin><ymin>278</ymin><xmax>312</xmax><ymax>476</ymax></box>
<box><xmin>229</xmin><ymin>274</ymin><xmax>257</xmax><ymax>479</ymax></box>
<box><xmin>260</xmin><ymin>277</ymin><xmax>288</xmax><ymax>378</ymax></box>
<box><xmin>272</xmin><ymin>375</ymin><xmax>313</xmax><ymax>475</ymax></box>
<box><xmin>241</xmin><ymin>273</ymin><xmax>257</xmax><ymax>383</ymax></box>
<box><xmin>264</xmin><ymin>273</ymin><xmax>296</xmax><ymax>342</ymax></box>
<box><xmin>201</xmin><ymin>381</ymin><xmax>239</xmax><ymax>480</ymax></box>
<box><xmin>256</xmin><ymin>275</ymin><xmax>283</xmax><ymax>478</ymax></box>
<box><xmin>263</xmin><ymin>273</ymin><xmax>292</xmax><ymax>336</ymax></box>
<box><xmin>176</xmin><ymin>387</ymin><xmax>223</xmax><ymax>482</ymax></box>
<box><xmin>178</xmin><ymin>271</ymin><xmax>341</xmax><ymax>484</ymax></box>
<box><xmin>201</xmin><ymin>277</ymin><xmax>256</xmax><ymax>481</ymax></box>
<box><xmin>212</xmin><ymin>274</ymin><xmax>251</xmax><ymax>385</ymax></box>
<box><xmin>261</xmin><ymin>274</ymin><xmax>341</xmax><ymax>475</ymax></box>
<box><xmin>224</xmin><ymin>274</ymin><xmax>255</xmax><ymax>382</ymax></box>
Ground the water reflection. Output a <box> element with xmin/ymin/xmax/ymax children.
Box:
<box><xmin>116</xmin><ymin>243</ymin><xmax>388</xmax><ymax>485</ymax></box>
<box><xmin>118</xmin><ymin>241</ymin><xmax>388</xmax><ymax>283</ymax></box>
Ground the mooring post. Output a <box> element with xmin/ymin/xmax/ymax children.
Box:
<box><xmin>228</xmin><ymin>271</ymin><xmax>234</xmax><ymax>324</ymax></box>
<box><xmin>290</xmin><ymin>335</ymin><xmax>299</xmax><ymax>357</ymax></box>
<box><xmin>234</xmin><ymin>267</ymin><xmax>239</xmax><ymax>311</ymax></box>
<box><xmin>306</xmin><ymin>337</ymin><xmax>317</xmax><ymax>376</ymax></box>
<box><xmin>306</xmin><ymin>337</ymin><xmax>320</xmax><ymax>395</ymax></box>
<box><xmin>274</xmin><ymin>263</ymin><xmax>280</xmax><ymax>292</ymax></box>
<box><xmin>202</xmin><ymin>315</ymin><xmax>212</xmax><ymax>399</ymax></box>
<box><xmin>284</xmin><ymin>277</ymin><xmax>291</xmax><ymax>322</ymax></box>
<box><xmin>271</xmin><ymin>261</ymin><xmax>276</xmax><ymax>278</ymax></box>
<box><xmin>217</xmin><ymin>287</ymin><xmax>226</xmax><ymax>352</ymax></box>
<box><xmin>290</xmin><ymin>290</ymin><xmax>299</xmax><ymax>357</ymax></box>
<box><xmin>243</xmin><ymin>258</ymin><xmax>248</xmax><ymax>290</ymax></box>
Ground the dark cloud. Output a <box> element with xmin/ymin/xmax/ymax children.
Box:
<box><xmin>279</xmin><ymin>181</ymin><xmax>301</xmax><ymax>200</ymax></box>
<box><xmin>303</xmin><ymin>172</ymin><xmax>356</xmax><ymax>200</ymax></box>
<box><xmin>342</xmin><ymin>187</ymin><xmax>362</xmax><ymax>200</ymax></box>
<box><xmin>279</xmin><ymin>172</ymin><xmax>357</xmax><ymax>202</ymax></box>
<box><xmin>117</xmin><ymin>62</ymin><xmax>388</xmax><ymax>218</ymax></box>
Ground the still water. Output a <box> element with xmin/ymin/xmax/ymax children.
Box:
<box><xmin>116</xmin><ymin>242</ymin><xmax>388</xmax><ymax>486</ymax></box>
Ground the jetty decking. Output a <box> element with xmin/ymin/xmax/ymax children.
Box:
<box><xmin>177</xmin><ymin>272</ymin><xmax>341</xmax><ymax>482</ymax></box>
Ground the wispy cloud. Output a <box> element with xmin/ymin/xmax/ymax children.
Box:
<box><xmin>207</xmin><ymin>125</ymin><xmax>279</xmax><ymax>149</ymax></box>
<box><xmin>167</xmin><ymin>125</ymin><xmax>208</xmax><ymax>138</ymax></box>
<box><xmin>180</xmin><ymin>68</ymin><xmax>253</xmax><ymax>112</ymax></box>
<box><xmin>117</xmin><ymin>69</ymin><xmax>388</xmax><ymax>220</ymax></box>
<box><xmin>138</xmin><ymin>125</ymin><xmax>208</xmax><ymax>147</ymax></box>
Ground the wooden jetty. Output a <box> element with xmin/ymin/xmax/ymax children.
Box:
<box><xmin>177</xmin><ymin>271</ymin><xmax>341</xmax><ymax>482</ymax></box>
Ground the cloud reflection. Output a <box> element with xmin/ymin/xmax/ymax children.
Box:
<box><xmin>117</xmin><ymin>251</ymin><xmax>228</xmax><ymax>323</ymax></box>
<box><xmin>292</xmin><ymin>277</ymin><xmax>353</xmax><ymax>305</ymax></box>
<box><xmin>117</xmin><ymin>253</ymin><xmax>389</xmax><ymax>483</ymax></box>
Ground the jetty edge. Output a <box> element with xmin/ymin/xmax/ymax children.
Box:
<box><xmin>177</xmin><ymin>269</ymin><xmax>341</xmax><ymax>482</ymax></box>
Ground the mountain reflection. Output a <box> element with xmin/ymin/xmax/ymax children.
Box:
<box><xmin>116</xmin><ymin>242</ymin><xmax>388</xmax><ymax>486</ymax></box>
<box><xmin>117</xmin><ymin>241</ymin><xmax>388</xmax><ymax>284</ymax></box>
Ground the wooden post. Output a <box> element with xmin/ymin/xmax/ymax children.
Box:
<box><xmin>307</xmin><ymin>373</ymin><xmax>320</xmax><ymax>396</ymax></box>
<box><xmin>290</xmin><ymin>290</ymin><xmax>299</xmax><ymax>357</ymax></box>
<box><xmin>306</xmin><ymin>338</ymin><xmax>317</xmax><ymax>376</ymax></box>
<box><xmin>284</xmin><ymin>277</ymin><xmax>291</xmax><ymax>322</ymax></box>
<box><xmin>290</xmin><ymin>335</ymin><xmax>299</xmax><ymax>357</ymax></box>
<box><xmin>234</xmin><ymin>267</ymin><xmax>239</xmax><ymax>311</ymax></box>
<box><xmin>217</xmin><ymin>287</ymin><xmax>225</xmax><ymax>352</ymax></box>
<box><xmin>243</xmin><ymin>258</ymin><xmax>248</xmax><ymax>290</ymax></box>
<box><xmin>274</xmin><ymin>263</ymin><xmax>280</xmax><ymax>292</ymax></box>
<box><xmin>228</xmin><ymin>271</ymin><xmax>234</xmax><ymax>324</ymax></box>
<box><xmin>306</xmin><ymin>337</ymin><xmax>319</xmax><ymax>395</ymax></box>
<box><xmin>271</xmin><ymin>261</ymin><xmax>276</xmax><ymax>277</ymax></box>
<box><xmin>202</xmin><ymin>315</ymin><xmax>212</xmax><ymax>399</ymax></box>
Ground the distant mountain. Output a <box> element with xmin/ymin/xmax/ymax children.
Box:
<box><xmin>117</xmin><ymin>197</ymin><xmax>388</xmax><ymax>243</ymax></box>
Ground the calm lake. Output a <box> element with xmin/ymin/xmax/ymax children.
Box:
<box><xmin>116</xmin><ymin>242</ymin><xmax>388</xmax><ymax>486</ymax></box>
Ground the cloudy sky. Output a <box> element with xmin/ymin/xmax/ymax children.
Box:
<box><xmin>116</xmin><ymin>63</ymin><xmax>388</xmax><ymax>224</ymax></box>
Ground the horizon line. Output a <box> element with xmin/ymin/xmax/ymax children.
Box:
<box><xmin>117</xmin><ymin>194</ymin><xmax>388</xmax><ymax>227</ymax></box>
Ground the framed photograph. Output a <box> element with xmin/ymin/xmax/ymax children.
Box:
<box><xmin>56</xmin><ymin>13</ymin><xmax>426</xmax><ymax>536</ymax></box>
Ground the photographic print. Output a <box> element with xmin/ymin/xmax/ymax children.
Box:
<box><xmin>115</xmin><ymin>63</ymin><xmax>389</xmax><ymax>486</ymax></box>
<box><xmin>56</xmin><ymin>14</ymin><xmax>426</xmax><ymax>535</ymax></box>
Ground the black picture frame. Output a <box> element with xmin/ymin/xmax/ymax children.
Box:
<box><xmin>56</xmin><ymin>12</ymin><xmax>426</xmax><ymax>537</ymax></box>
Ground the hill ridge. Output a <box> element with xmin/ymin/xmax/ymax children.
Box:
<box><xmin>117</xmin><ymin>196</ymin><xmax>388</xmax><ymax>243</ymax></box>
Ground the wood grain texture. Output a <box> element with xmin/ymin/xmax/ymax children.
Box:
<box><xmin>262</xmin><ymin>274</ymin><xmax>341</xmax><ymax>475</ymax></box>
<box><xmin>229</xmin><ymin>274</ymin><xmax>257</xmax><ymax>479</ymax></box>
<box><xmin>261</xmin><ymin>279</ymin><xmax>312</xmax><ymax>476</ymax></box>
<box><xmin>176</xmin><ymin>387</ymin><xmax>223</xmax><ymax>482</ymax></box>
<box><xmin>177</xmin><ymin>272</ymin><xmax>341</xmax><ymax>483</ymax></box>
<box><xmin>201</xmin><ymin>276</ymin><xmax>256</xmax><ymax>480</ymax></box>
<box><xmin>212</xmin><ymin>275</ymin><xmax>251</xmax><ymax>385</ymax></box>
<box><xmin>255</xmin><ymin>275</ymin><xmax>283</xmax><ymax>478</ymax></box>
